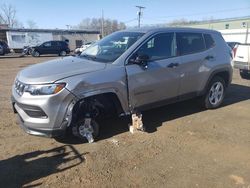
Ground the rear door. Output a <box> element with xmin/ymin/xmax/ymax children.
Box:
<box><xmin>51</xmin><ymin>41</ymin><xmax>60</xmax><ymax>54</ymax></box>
<box><xmin>176</xmin><ymin>32</ymin><xmax>212</xmax><ymax>96</ymax></box>
<box><xmin>126</xmin><ymin>32</ymin><xmax>181</xmax><ymax>109</ymax></box>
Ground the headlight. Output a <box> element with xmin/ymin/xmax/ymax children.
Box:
<box><xmin>24</xmin><ymin>83</ymin><xmax>66</xmax><ymax>95</ymax></box>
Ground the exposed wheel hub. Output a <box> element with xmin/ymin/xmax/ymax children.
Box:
<box><xmin>78</xmin><ymin>117</ymin><xmax>94</xmax><ymax>143</ymax></box>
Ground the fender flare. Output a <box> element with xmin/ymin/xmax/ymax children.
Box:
<box><xmin>201</xmin><ymin>67</ymin><xmax>231</xmax><ymax>95</ymax></box>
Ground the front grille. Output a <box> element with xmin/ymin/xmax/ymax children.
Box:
<box><xmin>14</xmin><ymin>80</ymin><xmax>27</xmax><ymax>96</ymax></box>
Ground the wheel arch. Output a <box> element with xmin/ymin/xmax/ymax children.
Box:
<box><xmin>203</xmin><ymin>68</ymin><xmax>232</xmax><ymax>93</ymax></box>
<box><xmin>71</xmin><ymin>91</ymin><xmax>126</xmax><ymax>123</ymax></box>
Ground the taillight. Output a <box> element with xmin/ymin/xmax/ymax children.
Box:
<box><xmin>232</xmin><ymin>46</ymin><xmax>238</xmax><ymax>58</ymax></box>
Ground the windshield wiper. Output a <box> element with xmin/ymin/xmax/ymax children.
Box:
<box><xmin>81</xmin><ymin>54</ymin><xmax>97</xmax><ymax>61</ymax></box>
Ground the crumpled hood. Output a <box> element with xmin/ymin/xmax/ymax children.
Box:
<box><xmin>17</xmin><ymin>56</ymin><xmax>106</xmax><ymax>84</ymax></box>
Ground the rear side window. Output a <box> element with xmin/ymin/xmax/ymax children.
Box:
<box><xmin>137</xmin><ymin>33</ymin><xmax>175</xmax><ymax>60</ymax></box>
<box><xmin>176</xmin><ymin>32</ymin><xmax>205</xmax><ymax>55</ymax></box>
<box><xmin>204</xmin><ymin>34</ymin><xmax>215</xmax><ymax>49</ymax></box>
<box><xmin>60</xmin><ymin>42</ymin><xmax>67</xmax><ymax>46</ymax></box>
<box><xmin>51</xmin><ymin>41</ymin><xmax>57</xmax><ymax>46</ymax></box>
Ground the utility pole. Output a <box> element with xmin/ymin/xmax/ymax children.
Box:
<box><xmin>66</xmin><ymin>25</ymin><xmax>70</xmax><ymax>30</ymax></box>
<box><xmin>245</xmin><ymin>22</ymin><xmax>249</xmax><ymax>44</ymax></box>
<box><xmin>136</xmin><ymin>6</ymin><xmax>145</xmax><ymax>28</ymax></box>
<box><xmin>101</xmin><ymin>9</ymin><xmax>104</xmax><ymax>38</ymax></box>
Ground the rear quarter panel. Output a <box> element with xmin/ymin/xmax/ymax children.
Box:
<box><xmin>196</xmin><ymin>32</ymin><xmax>233</xmax><ymax>92</ymax></box>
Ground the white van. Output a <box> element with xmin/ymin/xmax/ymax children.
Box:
<box><xmin>233</xmin><ymin>44</ymin><xmax>250</xmax><ymax>79</ymax></box>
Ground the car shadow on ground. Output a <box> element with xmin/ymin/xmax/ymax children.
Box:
<box><xmin>56</xmin><ymin>83</ymin><xmax>250</xmax><ymax>143</ymax></box>
<box><xmin>0</xmin><ymin>145</ymin><xmax>87</xmax><ymax>187</ymax></box>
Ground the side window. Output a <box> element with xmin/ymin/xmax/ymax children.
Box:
<box><xmin>176</xmin><ymin>33</ymin><xmax>205</xmax><ymax>55</ymax></box>
<box><xmin>137</xmin><ymin>33</ymin><xmax>175</xmax><ymax>61</ymax></box>
<box><xmin>204</xmin><ymin>34</ymin><xmax>215</xmax><ymax>49</ymax></box>
<box><xmin>43</xmin><ymin>42</ymin><xmax>51</xmax><ymax>47</ymax></box>
<box><xmin>51</xmin><ymin>41</ymin><xmax>57</xmax><ymax>46</ymax></box>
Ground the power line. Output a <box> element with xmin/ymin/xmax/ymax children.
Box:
<box><xmin>144</xmin><ymin>7</ymin><xmax>250</xmax><ymax>22</ymax></box>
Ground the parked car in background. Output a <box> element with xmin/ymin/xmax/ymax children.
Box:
<box><xmin>31</xmin><ymin>41</ymin><xmax>70</xmax><ymax>57</ymax></box>
<box><xmin>12</xmin><ymin>28</ymin><xmax>232</xmax><ymax>142</ymax></box>
<box><xmin>0</xmin><ymin>41</ymin><xmax>11</xmax><ymax>55</ymax></box>
<box><xmin>0</xmin><ymin>45</ymin><xmax>3</xmax><ymax>55</ymax></box>
<box><xmin>233</xmin><ymin>44</ymin><xmax>250</xmax><ymax>79</ymax></box>
<box><xmin>74</xmin><ymin>42</ymin><xmax>94</xmax><ymax>54</ymax></box>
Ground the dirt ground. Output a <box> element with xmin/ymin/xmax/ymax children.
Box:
<box><xmin>0</xmin><ymin>55</ymin><xmax>249</xmax><ymax>188</ymax></box>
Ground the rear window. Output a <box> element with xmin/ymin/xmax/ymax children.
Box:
<box><xmin>176</xmin><ymin>32</ymin><xmax>205</xmax><ymax>55</ymax></box>
<box><xmin>204</xmin><ymin>34</ymin><xmax>215</xmax><ymax>49</ymax></box>
<box><xmin>60</xmin><ymin>41</ymin><xmax>67</xmax><ymax>46</ymax></box>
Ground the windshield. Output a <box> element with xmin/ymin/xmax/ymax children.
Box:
<box><xmin>80</xmin><ymin>31</ymin><xmax>144</xmax><ymax>63</ymax></box>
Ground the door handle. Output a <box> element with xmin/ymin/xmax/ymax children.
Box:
<box><xmin>205</xmin><ymin>55</ymin><xmax>214</xmax><ymax>60</ymax></box>
<box><xmin>167</xmin><ymin>63</ymin><xmax>179</xmax><ymax>68</ymax></box>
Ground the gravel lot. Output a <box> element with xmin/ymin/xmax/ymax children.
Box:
<box><xmin>0</xmin><ymin>55</ymin><xmax>250</xmax><ymax>188</ymax></box>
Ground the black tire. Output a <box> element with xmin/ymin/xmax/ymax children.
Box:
<box><xmin>32</xmin><ymin>51</ymin><xmax>40</xmax><ymax>57</ymax></box>
<box><xmin>240</xmin><ymin>70</ymin><xmax>250</xmax><ymax>79</ymax></box>
<box><xmin>59</xmin><ymin>50</ymin><xmax>67</xmax><ymax>56</ymax></box>
<box><xmin>72</xmin><ymin>118</ymin><xmax>99</xmax><ymax>142</ymax></box>
<box><xmin>202</xmin><ymin>76</ymin><xmax>226</xmax><ymax>109</ymax></box>
<box><xmin>28</xmin><ymin>48</ymin><xmax>33</xmax><ymax>55</ymax></box>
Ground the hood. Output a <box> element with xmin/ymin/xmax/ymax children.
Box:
<box><xmin>18</xmin><ymin>56</ymin><xmax>106</xmax><ymax>84</ymax></box>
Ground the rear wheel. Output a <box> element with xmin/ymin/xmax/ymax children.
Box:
<box><xmin>240</xmin><ymin>69</ymin><xmax>250</xmax><ymax>79</ymax></box>
<box><xmin>202</xmin><ymin>76</ymin><xmax>226</xmax><ymax>109</ymax></box>
<box><xmin>59</xmin><ymin>50</ymin><xmax>67</xmax><ymax>56</ymax></box>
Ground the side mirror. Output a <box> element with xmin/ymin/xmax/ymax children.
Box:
<box><xmin>129</xmin><ymin>54</ymin><xmax>149</xmax><ymax>69</ymax></box>
<box><xmin>135</xmin><ymin>54</ymin><xmax>149</xmax><ymax>69</ymax></box>
<box><xmin>135</xmin><ymin>54</ymin><xmax>149</xmax><ymax>63</ymax></box>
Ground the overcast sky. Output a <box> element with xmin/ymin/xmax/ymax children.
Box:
<box><xmin>2</xmin><ymin>0</ymin><xmax>250</xmax><ymax>29</ymax></box>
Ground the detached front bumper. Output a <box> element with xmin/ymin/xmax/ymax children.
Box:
<box><xmin>11</xmin><ymin>86</ymin><xmax>77</xmax><ymax>138</ymax></box>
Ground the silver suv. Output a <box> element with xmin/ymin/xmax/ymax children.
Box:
<box><xmin>11</xmin><ymin>28</ymin><xmax>233</xmax><ymax>141</ymax></box>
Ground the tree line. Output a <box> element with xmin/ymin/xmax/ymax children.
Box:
<box><xmin>0</xmin><ymin>3</ymin><xmax>126</xmax><ymax>36</ymax></box>
<box><xmin>73</xmin><ymin>18</ymin><xmax>126</xmax><ymax>36</ymax></box>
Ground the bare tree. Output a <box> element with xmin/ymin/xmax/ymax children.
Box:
<box><xmin>26</xmin><ymin>20</ymin><xmax>38</xmax><ymax>29</ymax></box>
<box><xmin>0</xmin><ymin>3</ymin><xmax>22</xmax><ymax>28</ymax></box>
<box><xmin>74</xmin><ymin>18</ymin><xmax>126</xmax><ymax>36</ymax></box>
<box><xmin>167</xmin><ymin>18</ymin><xmax>202</xmax><ymax>26</ymax></box>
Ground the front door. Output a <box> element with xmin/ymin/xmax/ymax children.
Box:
<box><xmin>40</xmin><ymin>41</ymin><xmax>52</xmax><ymax>54</ymax></box>
<box><xmin>126</xmin><ymin>32</ymin><xmax>181</xmax><ymax>109</ymax></box>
